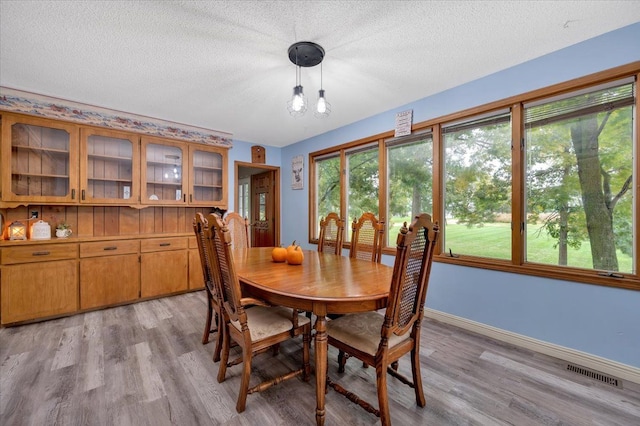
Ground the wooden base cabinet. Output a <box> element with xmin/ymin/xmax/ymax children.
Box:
<box><xmin>140</xmin><ymin>237</ymin><xmax>188</xmax><ymax>298</ymax></box>
<box><xmin>188</xmin><ymin>236</ymin><xmax>205</xmax><ymax>290</ymax></box>
<box><xmin>79</xmin><ymin>240</ymin><xmax>140</xmax><ymax>310</ymax></box>
<box><xmin>1</xmin><ymin>243</ymin><xmax>79</xmax><ymax>324</ymax></box>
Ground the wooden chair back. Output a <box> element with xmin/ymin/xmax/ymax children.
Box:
<box><xmin>224</xmin><ymin>211</ymin><xmax>251</xmax><ymax>249</ymax></box>
<box><xmin>193</xmin><ymin>213</ymin><xmax>214</xmax><ymax>293</ymax></box>
<box><xmin>193</xmin><ymin>213</ymin><xmax>223</xmax><ymax>358</ymax></box>
<box><xmin>206</xmin><ymin>213</ymin><xmax>245</xmax><ymax>324</ymax></box>
<box><xmin>318</xmin><ymin>212</ymin><xmax>345</xmax><ymax>255</ymax></box>
<box><xmin>385</xmin><ymin>213</ymin><xmax>439</xmax><ymax>337</ymax></box>
<box><xmin>349</xmin><ymin>212</ymin><xmax>385</xmax><ymax>263</ymax></box>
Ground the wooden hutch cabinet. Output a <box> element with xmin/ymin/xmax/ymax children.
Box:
<box><xmin>188</xmin><ymin>144</ymin><xmax>226</xmax><ymax>206</ymax></box>
<box><xmin>0</xmin><ymin>111</ymin><xmax>228</xmax><ymax>325</ymax></box>
<box><xmin>1</xmin><ymin>114</ymin><xmax>80</xmax><ymax>204</ymax></box>
<box><xmin>80</xmin><ymin>128</ymin><xmax>140</xmax><ymax>204</ymax></box>
<box><xmin>1</xmin><ymin>243</ymin><xmax>79</xmax><ymax>324</ymax></box>
<box><xmin>140</xmin><ymin>137</ymin><xmax>188</xmax><ymax>205</ymax></box>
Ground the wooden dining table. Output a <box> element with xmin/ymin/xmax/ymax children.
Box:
<box><xmin>233</xmin><ymin>247</ymin><xmax>394</xmax><ymax>426</ymax></box>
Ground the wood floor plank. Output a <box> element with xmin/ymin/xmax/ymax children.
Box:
<box><xmin>178</xmin><ymin>350</ymin><xmax>236</xmax><ymax>422</ymax></box>
<box><xmin>1</xmin><ymin>291</ymin><xmax>639</xmax><ymax>426</ymax></box>
<box><xmin>81</xmin><ymin>311</ymin><xmax>105</xmax><ymax>392</ymax></box>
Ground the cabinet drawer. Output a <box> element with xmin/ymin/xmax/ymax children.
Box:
<box><xmin>1</xmin><ymin>244</ymin><xmax>78</xmax><ymax>265</ymax></box>
<box><xmin>140</xmin><ymin>237</ymin><xmax>188</xmax><ymax>253</ymax></box>
<box><xmin>80</xmin><ymin>240</ymin><xmax>139</xmax><ymax>258</ymax></box>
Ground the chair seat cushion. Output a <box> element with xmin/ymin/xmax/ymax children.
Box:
<box><xmin>231</xmin><ymin>306</ymin><xmax>310</xmax><ymax>342</ymax></box>
<box><xmin>326</xmin><ymin>311</ymin><xmax>410</xmax><ymax>356</ymax></box>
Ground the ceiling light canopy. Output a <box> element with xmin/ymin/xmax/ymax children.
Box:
<box><xmin>287</xmin><ymin>41</ymin><xmax>331</xmax><ymax>118</ymax></box>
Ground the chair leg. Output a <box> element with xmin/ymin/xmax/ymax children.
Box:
<box><xmin>202</xmin><ymin>295</ymin><xmax>213</xmax><ymax>344</ymax></box>
<box><xmin>411</xmin><ymin>347</ymin><xmax>426</xmax><ymax>407</ymax></box>
<box><xmin>337</xmin><ymin>350</ymin><xmax>347</xmax><ymax>373</ymax></box>
<box><xmin>376</xmin><ymin>362</ymin><xmax>391</xmax><ymax>426</ymax></box>
<box><xmin>212</xmin><ymin>312</ymin><xmax>223</xmax><ymax>363</ymax></box>
<box><xmin>236</xmin><ymin>346</ymin><xmax>253</xmax><ymax>413</ymax></box>
<box><xmin>217</xmin><ymin>325</ymin><xmax>230</xmax><ymax>383</ymax></box>
<box><xmin>271</xmin><ymin>343</ymin><xmax>280</xmax><ymax>356</ymax></box>
<box><xmin>302</xmin><ymin>326</ymin><xmax>311</xmax><ymax>381</ymax></box>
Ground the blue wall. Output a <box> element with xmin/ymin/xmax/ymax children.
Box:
<box><xmin>229</xmin><ymin>23</ymin><xmax>640</xmax><ymax>367</ymax></box>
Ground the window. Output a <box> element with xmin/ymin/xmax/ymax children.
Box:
<box><xmin>385</xmin><ymin>131</ymin><xmax>433</xmax><ymax>246</ymax></box>
<box><xmin>309</xmin><ymin>63</ymin><xmax>639</xmax><ymax>290</ymax></box>
<box><xmin>442</xmin><ymin>110</ymin><xmax>512</xmax><ymax>260</ymax></box>
<box><xmin>346</xmin><ymin>144</ymin><xmax>379</xmax><ymax>241</ymax></box>
<box><xmin>314</xmin><ymin>154</ymin><xmax>341</xmax><ymax>239</ymax></box>
<box><xmin>238</xmin><ymin>181</ymin><xmax>249</xmax><ymax>218</ymax></box>
<box><xmin>524</xmin><ymin>79</ymin><xmax>635</xmax><ymax>273</ymax></box>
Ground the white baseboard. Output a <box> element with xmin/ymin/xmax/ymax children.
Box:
<box><xmin>425</xmin><ymin>308</ymin><xmax>640</xmax><ymax>385</ymax></box>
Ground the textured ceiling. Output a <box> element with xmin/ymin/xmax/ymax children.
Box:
<box><xmin>1</xmin><ymin>1</ymin><xmax>639</xmax><ymax>147</ymax></box>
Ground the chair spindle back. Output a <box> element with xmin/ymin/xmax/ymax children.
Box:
<box><xmin>349</xmin><ymin>212</ymin><xmax>385</xmax><ymax>263</ymax></box>
<box><xmin>318</xmin><ymin>212</ymin><xmax>345</xmax><ymax>255</ymax></box>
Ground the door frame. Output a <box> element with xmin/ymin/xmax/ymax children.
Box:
<box><xmin>234</xmin><ymin>161</ymin><xmax>281</xmax><ymax>247</ymax></box>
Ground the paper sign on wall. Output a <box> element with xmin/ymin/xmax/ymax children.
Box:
<box><xmin>395</xmin><ymin>110</ymin><xmax>413</xmax><ymax>137</ymax></box>
<box><xmin>291</xmin><ymin>155</ymin><xmax>304</xmax><ymax>190</ymax></box>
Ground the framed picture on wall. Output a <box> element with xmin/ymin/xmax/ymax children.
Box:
<box><xmin>291</xmin><ymin>155</ymin><xmax>303</xmax><ymax>190</ymax></box>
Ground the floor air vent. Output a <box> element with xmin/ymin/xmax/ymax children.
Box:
<box><xmin>566</xmin><ymin>363</ymin><xmax>622</xmax><ymax>388</ymax></box>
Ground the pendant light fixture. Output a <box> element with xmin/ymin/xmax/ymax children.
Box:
<box><xmin>314</xmin><ymin>62</ymin><xmax>331</xmax><ymax>118</ymax></box>
<box><xmin>287</xmin><ymin>41</ymin><xmax>330</xmax><ymax>118</ymax></box>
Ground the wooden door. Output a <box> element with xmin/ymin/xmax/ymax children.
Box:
<box><xmin>251</xmin><ymin>171</ymin><xmax>275</xmax><ymax>247</ymax></box>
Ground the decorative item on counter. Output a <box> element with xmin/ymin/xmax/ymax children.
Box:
<box><xmin>271</xmin><ymin>246</ymin><xmax>287</xmax><ymax>262</ymax></box>
<box><xmin>31</xmin><ymin>220</ymin><xmax>52</xmax><ymax>240</ymax></box>
<box><xmin>285</xmin><ymin>240</ymin><xmax>304</xmax><ymax>265</ymax></box>
<box><xmin>55</xmin><ymin>222</ymin><xmax>72</xmax><ymax>238</ymax></box>
<box><xmin>286</xmin><ymin>245</ymin><xmax>304</xmax><ymax>265</ymax></box>
<box><xmin>9</xmin><ymin>221</ymin><xmax>27</xmax><ymax>240</ymax></box>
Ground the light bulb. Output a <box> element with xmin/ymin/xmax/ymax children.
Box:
<box><xmin>291</xmin><ymin>85</ymin><xmax>305</xmax><ymax>111</ymax></box>
<box><xmin>317</xmin><ymin>95</ymin><xmax>326</xmax><ymax>113</ymax></box>
<box><xmin>314</xmin><ymin>89</ymin><xmax>330</xmax><ymax>118</ymax></box>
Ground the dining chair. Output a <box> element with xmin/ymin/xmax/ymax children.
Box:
<box><xmin>192</xmin><ymin>213</ymin><xmax>224</xmax><ymax>362</ymax></box>
<box><xmin>318</xmin><ymin>212</ymin><xmax>345</xmax><ymax>255</ymax></box>
<box><xmin>349</xmin><ymin>212</ymin><xmax>385</xmax><ymax>263</ymax></box>
<box><xmin>223</xmin><ymin>211</ymin><xmax>251</xmax><ymax>249</ymax></box>
<box><xmin>204</xmin><ymin>213</ymin><xmax>311</xmax><ymax>413</ymax></box>
<box><xmin>342</xmin><ymin>211</ymin><xmax>386</xmax><ymax>361</ymax></box>
<box><xmin>326</xmin><ymin>213</ymin><xmax>439</xmax><ymax>426</ymax></box>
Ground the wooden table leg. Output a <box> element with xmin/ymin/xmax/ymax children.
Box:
<box><xmin>314</xmin><ymin>313</ymin><xmax>327</xmax><ymax>426</ymax></box>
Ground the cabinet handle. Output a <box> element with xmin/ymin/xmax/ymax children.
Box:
<box><xmin>32</xmin><ymin>251</ymin><xmax>51</xmax><ymax>256</ymax></box>
<box><xmin>189</xmin><ymin>194</ymin><xmax>192</xmax><ymax>203</ymax></box>
<box><xmin>71</xmin><ymin>189</ymin><xmax>76</xmax><ymax>199</ymax></box>
<box><xmin>159</xmin><ymin>243</ymin><xmax>171</xmax><ymax>247</ymax></box>
<box><xmin>82</xmin><ymin>189</ymin><xmax>85</xmax><ymax>200</ymax></box>
<box><xmin>103</xmin><ymin>246</ymin><xmax>118</xmax><ymax>251</ymax></box>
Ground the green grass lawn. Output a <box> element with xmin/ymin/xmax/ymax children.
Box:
<box><xmin>387</xmin><ymin>220</ymin><xmax>633</xmax><ymax>273</ymax></box>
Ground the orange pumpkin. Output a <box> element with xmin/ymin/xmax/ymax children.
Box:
<box><xmin>286</xmin><ymin>240</ymin><xmax>297</xmax><ymax>254</ymax></box>
<box><xmin>271</xmin><ymin>246</ymin><xmax>287</xmax><ymax>263</ymax></box>
<box><xmin>286</xmin><ymin>245</ymin><xmax>304</xmax><ymax>265</ymax></box>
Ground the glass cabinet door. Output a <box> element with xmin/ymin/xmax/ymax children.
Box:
<box><xmin>1</xmin><ymin>114</ymin><xmax>79</xmax><ymax>203</ymax></box>
<box><xmin>80</xmin><ymin>128</ymin><xmax>139</xmax><ymax>204</ymax></box>
<box><xmin>140</xmin><ymin>138</ymin><xmax>187</xmax><ymax>205</ymax></box>
<box><xmin>188</xmin><ymin>145</ymin><xmax>226</xmax><ymax>206</ymax></box>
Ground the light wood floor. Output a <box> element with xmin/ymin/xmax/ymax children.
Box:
<box><xmin>1</xmin><ymin>291</ymin><xmax>639</xmax><ymax>425</ymax></box>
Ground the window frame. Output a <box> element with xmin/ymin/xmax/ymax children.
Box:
<box><xmin>308</xmin><ymin>61</ymin><xmax>640</xmax><ymax>291</ymax></box>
